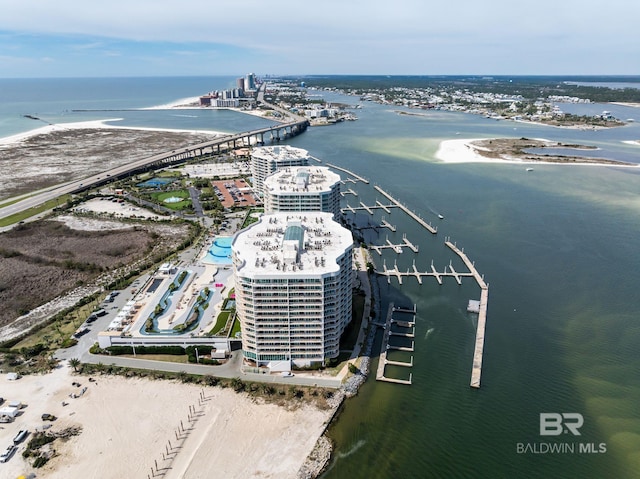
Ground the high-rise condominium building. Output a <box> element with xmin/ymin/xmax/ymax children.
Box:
<box><xmin>263</xmin><ymin>166</ymin><xmax>342</xmax><ymax>217</ymax></box>
<box><xmin>232</xmin><ymin>212</ymin><xmax>353</xmax><ymax>370</ymax></box>
<box><xmin>250</xmin><ymin>145</ymin><xmax>310</xmax><ymax>196</ymax></box>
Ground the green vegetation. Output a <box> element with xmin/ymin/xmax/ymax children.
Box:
<box><xmin>209</xmin><ymin>310</ymin><xmax>230</xmax><ymax>335</ymax></box>
<box><xmin>230</xmin><ymin>317</ymin><xmax>242</xmax><ymax>338</ymax></box>
<box><xmin>0</xmin><ymin>194</ymin><xmax>72</xmax><ymax>227</ymax></box>
<box><xmin>149</xmin><ymin>189</ymin><xmax>191</xmax><ymax>211</ymax></box>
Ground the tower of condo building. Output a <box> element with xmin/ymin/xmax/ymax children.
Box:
<box><xmin>232</xmin><ymin>147</ymin><xmax>353</xmax><ymax>371</ymax></box>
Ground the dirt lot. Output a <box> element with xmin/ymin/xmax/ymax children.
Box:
<box><xmin>0</xmin><ymin>218</ymin><xmax>192</xmax><ymax>327</ymax></box>
<box><xmin>0</xmin><ymin>128</ymin><xmax>217</xmax><ymax>200</ymax></box>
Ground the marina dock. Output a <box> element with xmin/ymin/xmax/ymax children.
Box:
<box><xmin>341</xmin><ymin>202</ymin><xmax>398</xmax><ymax>215</ymax></box>
<box><xmin>340</xmin><ymin>188</ymin><xmax>358</xmax><ymax>197</ymax></box>
<box><xmin>373</xmin><ymin>186</ymin><xmax>437</xmax><ymax>234</ymax></box>
<box><xmin>376</xmin><ymin>302</ymin><xmax>414</xmax><ymax>385</ymax></box>
<box><xmin>380</xmin><ymin>216</ymin><xmax>396</xmax><ymax>231</ymax></box>
<box><xmin>377</xmin><ymin>259</ymin><xmax>474</xmax><ymax>285</ymax></box>
<box><xmin>327</xmin><ymin>163</ymin><xmax>370</xmax><ymax>184</ymax></box>
<box><xmin>445</xmin><ymin>239</ymin><xmax>489</xmax><ymax>389</ymax></box>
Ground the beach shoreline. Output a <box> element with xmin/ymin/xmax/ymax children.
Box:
<box><xmin>0</xmin><ymin>364</ymin><xmax>338</xmax><ymax>479</ymax></box>
<box><xmin>435</xmin><ymin>137</ymin><xmax>639</xmax><ymax>166</ymax></box>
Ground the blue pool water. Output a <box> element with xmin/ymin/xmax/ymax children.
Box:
<box><xmin>203</xmin><ymin>237</ymin><xmax>233</xmax><ymax>265</ymax></box>
<box><xmin>137</xmin><ymin>178</ymin><xmax>175</xmax><ymax>188</ymax></box>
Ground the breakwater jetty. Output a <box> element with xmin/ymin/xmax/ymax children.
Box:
<box><xmin>373</xmin><ymin>186</ymin><xmax>437</xmax><ymax>234</ymax></box>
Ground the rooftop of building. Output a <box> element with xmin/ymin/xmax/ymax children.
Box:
<box><xmin>251</xmin><ymin>145</ymin><xmax>309</xmax><ymax>162</ymax></box>
<box><xmin>263</xmin><ymin>166</ymin><xmax>341</xmax><ymax>194</ymax></box>
<box><xmin>233</xmin><ymin>212</ymin><xmax>353</xmax><ymax>278</ymax></box>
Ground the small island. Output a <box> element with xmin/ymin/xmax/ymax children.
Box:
<box><xmin>468</xmin><ymin>137</ymin><xmax>636</xmax><ymax>166</ymax></box>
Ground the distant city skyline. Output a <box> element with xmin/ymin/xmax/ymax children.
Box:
<box><xmin>1</xmin><ymin>0</ymin><xmax>638</xmax><ymax>78</ymax></box>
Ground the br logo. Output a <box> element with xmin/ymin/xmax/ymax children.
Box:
<box><xmin>540</xmin><ymin>413</ymin><xmax>584</xmax><ymax>436</ymax></box>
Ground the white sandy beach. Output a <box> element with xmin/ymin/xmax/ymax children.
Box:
<box><xmin>435</xmin><ymin>137</ymin><xmax>640</xmax><ymax>166</ymax></box>
<box><xmin>0</xmin><ymin>119</ymin><xmax>225</xmax><ymax>148</ymax></box>
<box><xmin>434</xmin><ymin>138</ymin><xmax>508</xmax><ymax>164</ymax></box>
<box><xmin>0</xmin><ymin>364</ymin><xmax>332</xmax><ymax>479</ymax></box>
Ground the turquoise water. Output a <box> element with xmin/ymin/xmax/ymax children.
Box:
<box><xmin>137</xmin><ymin>178</ymin><xmax>175</xmax><ymax>188</ymax></box>
<box><xmin>203</xmin><ymin>236</ymin><xmax>233</xmax><ymax>265</ymax></box>
<box><xmin>2</xmin><ymin>78</ymin><xmax>639</xmax><ymax>477</ymax></box>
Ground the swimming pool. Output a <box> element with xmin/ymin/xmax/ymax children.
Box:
<box><xmin>203</xmin><ymin>236</ymin><xmax>233</xmax><ymax>265</ymax></box>
<box><xmin>137</xmin><ymin>177</ymin><xmax>175</xmax><ymax>188</ymax></box>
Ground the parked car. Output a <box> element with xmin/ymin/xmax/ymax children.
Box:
<box><xmin>0</xmin><ymin>444</ymin><xmax>17</xmax><ymax>462</ymax></box>
<box><xmin>41</xmin><ymin>413</ymin><xmax>57</xmax><ymax>421</ymax></box>
<box><xmin>13</xmin><ymin>429</ymin><xmax>28</xmax><ymax>444</ymax></box>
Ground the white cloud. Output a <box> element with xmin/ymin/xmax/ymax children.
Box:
<box><xmin>0</xmin><ymin>0</ymin><xmax>638</xmax><ymax>75</ymax></box>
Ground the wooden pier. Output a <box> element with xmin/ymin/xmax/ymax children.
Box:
<box><xmin>340</xmin><ymin>188</ymin><xmax>358</xmax><ymax>197</ymax></box>
<box><xmin>376</xmin><ymin>201</ymin><xmax>391</xmax><ymax>214</ymax></box>
<box><xmin>380</xmin><ymin>216</ymin><xmax>396</xmax><ymax>232</ymax></box>
<box><xmin>445</xmin><ymin>239</ymin><xmax>489</xmax><ymax>389</ymax></box>
<box><xmin>377</xmin><ymin>259</ymin><xmax>474</xmax><ymax>285</ymax></box>
<box><xmin>376</xmin><ymin>303</ymin><xmax>414</xmax><ymax>385</ymax></box>
<box><xmin>373</xmin><ymin>186</ymin><xmax>437</xmax><ymax>234</ymax></box>
<box><xmin>326</xmin><ymin>163</ymin><xmax>370</xmax><ymax>184</ymax></box>
<box><xmin>341</xmin><ymin>202</ymin><xmax>397</xmax><ymax>215</ymax></box>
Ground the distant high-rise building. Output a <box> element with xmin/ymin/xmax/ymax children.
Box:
<box><xmin>236</xmin><ymin>77</ymin><xmax>245</xmax><ymax>92</ymax></box>
<box><xmin>263</xmin><ymin>166</ymin><xmax>342</xmax><ymax>217</ymax></box>
<box><xmin>250</xmin><ymin>145</ymin><xmax>310</xmax><ymax>196</ymax></box>
<box><xmin>232</xmin><ymin>212</ymin><xmax>354</xmax><ymax>370</ymax></box>
<box><xmin>245</xmin><ymin>73</ymin><xmax>257</xmax><ymax>91</ymax></box>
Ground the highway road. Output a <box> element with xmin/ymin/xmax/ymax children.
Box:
<box><xmin>0</xmin><ymin>109</ymin><xmax>308</xmax><ymax>223</ymax></box>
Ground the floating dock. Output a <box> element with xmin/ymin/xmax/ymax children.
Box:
<box><xmin>377</xmin><ymin>259</ymin><xmax>474</xmax><ymax>285</ymax></box>
<box><xmin>374</xmin><ymin>186</ymin><xmax>437</xmax><ymax>234</ymax></box>
<box><xmin>376</xmin><ymin>302</ymin><xmax>414</xmax><ymax>385</ymax></box>
<box><xmin>445</xmin><ymin>239</ymin><xmax>489</xmax><ymax>389</ymax></box>
<box><xmin>380</xmin><ymin>216</ymin><xmax>396</xmax><ymax>232</ymax></box>
<box><xmin>340</xmin><ymin>188</ymin><xmax>358</xmax><ymax>197</ymax></box>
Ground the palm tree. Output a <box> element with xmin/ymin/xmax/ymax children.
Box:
<box><xmin>69</xmin><ymin>358</ymin><xmax>81</xmax><ymax>373</ymax></box>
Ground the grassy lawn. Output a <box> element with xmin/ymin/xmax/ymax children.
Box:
<box><xmin>241</xmin><ymin>208</ymin><xmax>264</xmax><ymax>229</ymax></box>
<box><xmin>0</xmin><ymin>194</ymin><xmax>72</xmax><ymax>227</ymax></box>
<box><xmin>209</xmin><ymin>310</ymin><xmax>230</xmax><ymax>335</ymax></box>
<box><xmin>157</xmin><ymin>170</ymin><xmax>183</xmax><ymax>178</ymax></box>
<box><xmin>230</xmin><ymin>316</ymin><xmax>241</xmax><ymax>338</ymax></box>
<box><xmin>151</xmin><ymin>190</ymin><xmax>191</xmax><ymax>211</ymax></box>
<box><xmin>118</xmin><ymin>354</ymin><xmax>189</xmax><ymax>363</ymax></box>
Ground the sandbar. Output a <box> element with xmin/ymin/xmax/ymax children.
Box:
<box><xmin>435</xmin><ymin>137</ymin><xmax>638</xmax><ymax>167</ymax></box>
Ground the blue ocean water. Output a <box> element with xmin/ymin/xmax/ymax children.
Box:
<box><xmin>2</xmin><ymin>77</ymin><xmax>640</xmax><ymax>478</ymax></box>
<box><xmin>0</xmin><ymin>76</ymin><xmax>244</xmax><ymax>138</ymax></box>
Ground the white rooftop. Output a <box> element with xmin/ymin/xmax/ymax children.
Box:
<box><xmin>233</xmin><ymin>212</ymin><xmax>352</xmax><ymax>278</ymax></box>
<box><xmin>251</xmin><ymin>145</ymin><xmax>309</xmax><ymax>163</ymax></box>
<box><xmin>263</xmin><ymin>166</ymin><xmax>341</xmax><ymax>195</ymax></box>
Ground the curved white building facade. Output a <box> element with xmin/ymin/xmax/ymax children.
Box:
<box><xmin>232</xmin><ymin>212</ymin><xmax>353</xmax><ymax>370</ymax></box>
<box><xmin>263</xmin><ymin>166</ymin><xmax>342</xmax><ymax>217</ymax></box>
<box><xmin>250</xmin><ymin>145</ymin><xmax>310</xmax><ymax>196</ymax></box>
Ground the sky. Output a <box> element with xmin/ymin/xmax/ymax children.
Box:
<box><xmin>0</xmin><ymin>0</ymin><xmax>638</xmax><ymax>78</ymax></box>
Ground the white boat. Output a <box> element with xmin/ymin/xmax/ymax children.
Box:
<box><xmin>438</xmin><ymin>214</ymin><xmax>444</xmax><ymax>219</ymax></box>
<box><xmin>526</xmin><ymin>168</ymin><xmax>534</xmax><ymax>172</ymax></box>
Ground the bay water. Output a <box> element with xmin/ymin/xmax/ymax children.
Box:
<box><xmin>2</xmin><ymin>78</ymin><xmax>639</xmax><ymax>478</ymax></box>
